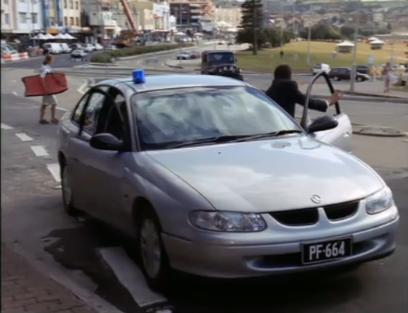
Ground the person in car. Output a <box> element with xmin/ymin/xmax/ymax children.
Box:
<box><xmin>266</xmin><ymin>64</ymin><xmax>341</xmax><ymax>117</ymax></box>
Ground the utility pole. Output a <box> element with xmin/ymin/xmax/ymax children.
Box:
<box><xmin>350</xmin><ymin>13</ymin><xmax>359</xmax><ymax>92</ymax></box>
<box><xmin>280</xmin><ymin>2</ymin><xmax>284</xmax><ymax>47</ymax></box>
<box><xmin>306</xmin><ymin>25</ymin><xmax>311</xmax><ymax>65</ymax></box>
<box><xmin>252</xmin><ymin>0</ymin><xmax>257</xmax><ymax>55</ymax></box>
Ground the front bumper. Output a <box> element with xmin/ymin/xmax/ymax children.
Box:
<box><xmin>162</xmin><ymin>210</ymin><xmax>399</xmax><ymax>278</ymax></box>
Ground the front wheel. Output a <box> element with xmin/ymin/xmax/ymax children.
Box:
<box><xmin>61</xmin><ymin>164</ymin><xmax>77</xmax><ymax>215</ymax></box>
<box><xmin>137</xmin><ymin>208</ymin><xmax>170</xmax><ymax>290</ymax></box>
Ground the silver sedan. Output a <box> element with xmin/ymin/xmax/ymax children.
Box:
<box><xmin>58</xmin><ymin>74</ymin><xmax>399</xmax><ymax>289</ymax></box>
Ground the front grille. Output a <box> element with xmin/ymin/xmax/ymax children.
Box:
<box><xmin>270</xmin><ymin>200</ymin><xmax>360</xmax><ymax>226</ymax></box>
<box><xmin>270</xmin><ymin>208</ymin><xmax>319</xmax><ymax>226</ymax></box>
<box><xmin>324</xmin><ymin>200</ymin><xmax>359</xmax><ymax>221</ymax></box>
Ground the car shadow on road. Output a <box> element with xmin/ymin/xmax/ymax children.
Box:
<box><xmin>166</xmin><ymin>262</ymin><xmax>364</xmax><ymax>313</ymax></box>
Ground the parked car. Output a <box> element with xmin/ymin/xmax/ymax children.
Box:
<box><xmin>201</xmin><ymin>50</ymin><xmax>243</xmax><ymax>80</ymax></box>
<box><xmin>83</xmin><ymin>43</ymin><xmax>95</xmax><ymax>52</ymax></box>
<box><xmin>70</xmin><ymin>43</ymin><xmax>83</xmax><ymax>50</ymax></box>
<box><xmin>312</xmin><ymin>63</ymin><xmax>331</xmax><ymax>75</ymax></box>
<box><xmin>176</xmin><ymin>52</ymin><xmax>192</xmax><ymax>60</ymax></box>
<box><xmin>93</xmin><ymin>43</ymin><xmax>104</xmax><ymax>51</ymax></box>
<box><xmin>70</xmin><ymin>49</ymin><xmax>87</xmax><ymax>60</ymax></box>
<box><xmin>356</xmin><ymin>65</ymin><xmax>370</xmax><ymax>75</ymax></box>
<box><xmin>329</xmin><ymin>68</ymin><xmax>370</xmax><ymax>81</ymax></box>
<box><xmin>59</xmin><ymin>43</ymin><xmax>72</xmax><ymax>54</ymax></box>
<box><xmin>58</xmin><ymin>73</ymin><xmax>398</xmax><ymax>289</ymax></box>
<box><xmin>43</xmin><ymin>42</ymin><xmax>63</xmax><ymax>54</ymax></box>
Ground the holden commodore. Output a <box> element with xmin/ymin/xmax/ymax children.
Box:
<box><xmin>57</xmin><ymin>72</ymin><xmax>399</xmax><ymax>289</ymax></box>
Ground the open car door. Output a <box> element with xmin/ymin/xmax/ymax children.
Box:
<box><xmin>301</xmin><ymin>72</ymin><xmax>352</xmax><ymax>152</ymax></box>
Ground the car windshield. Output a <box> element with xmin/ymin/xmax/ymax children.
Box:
<box><xmin>208</xmin><ymin>52</ymin><xmax>234</xmax><ymax>65</ymax></box>
<box><xmin>132</xmin><ymin>86</ymin><xmax>301</xmax><ymax>150</ymax></box>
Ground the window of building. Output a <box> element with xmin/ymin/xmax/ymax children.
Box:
<box><xmin>64</xmin><ymin>16</ymin><xmax>68</xmax><ymax>26</ymax></box>
<box><xmin>75</xmin><ymin>1</ymin><xmax>79</xmax><ymax>10</ymax></box>
<box><xmin>64</xmin><ymin>0</ymin><xmax>67</xmax><ymax>9</ymax></box>
<box><xmin>70</xmin><ymin>17</ymin><xmax>74</xmax><ymax>25</ymax></box>
<box><xmin>69</xmin><ymin>0</ymin><xmax>73</xmax><ymax>9</ymax></box>
<box><xmin>19</xmin><ymin>12</ymin><xmax>27</xmax><ymax>24</ymax></box>
<box><xmin>32</xmin><ymin>0</ymin><xmax>38</xmax><ymax>4</ymax></box>
<box><xmin>76</xmin><ymin>17</ymin><xmax>79</xmax><ymax>26</ymax></box>
<box><xmin>5</xmin><ymin>13</ymin><xmax>10</xmax><ymax>24</ymax></box>
<box><xmin>31</xmin><ymin>13</ymin><xmax>37</xmax><ymax>24</ymax></box>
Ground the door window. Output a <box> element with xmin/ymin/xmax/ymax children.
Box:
<box><xmin>82</xmin><ymin>91</ymin><xmax>106</xmax><ymax>135</ymax></box>
<box><xmin>72</xmin><ymin>94</ymin><xmax>88</xmax><ymax>125</ymax></box>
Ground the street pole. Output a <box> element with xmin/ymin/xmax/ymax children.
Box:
<box><xmin>252</xmin><ymin>0</ymin><xmax>257</xmax><ymax>55</ymax></box>
<box><xmin>306</xmin><ymin>25</ymin><xmax>311</xmax><ymax>65</ymax></box>
<box><xmin>280</xmin><ymin>2</ymin><xmax>283</xmax><ymax>47</ymax></box>
<box><xmin>350</xmin><ymin>13</ymin><xmax>359</xmax><ymax>92</ymax></box>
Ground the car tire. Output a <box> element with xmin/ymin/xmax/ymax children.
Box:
<box><xmin>61</xmin><ymin>164</ymin><xmax>77</xmax><ymax>216</ymax></box>
<box><xmin>137</xmin><ymin>207</ymin><xmax>170</xmax><ymax>291</ymax></box>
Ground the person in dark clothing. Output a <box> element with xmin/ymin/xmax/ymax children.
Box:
<box><xmin>266</xmin><ymin>64</ymin><xmax>341</xmax><ymax>117</ymax></box>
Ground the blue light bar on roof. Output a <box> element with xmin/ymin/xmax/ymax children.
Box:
<box><xmin>133</xmin><ymin>69</ymin><xmax>145</xmax><ymax>84</ymax></box>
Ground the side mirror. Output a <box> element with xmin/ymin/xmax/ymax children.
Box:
<box><xmin>90</xmin><ymin>133</ymin><xmax>123</xmax><ymax>151</ymax></box>
<box><xmin>308</xmin><ymin>115</ymin><xmax>338</xmax><ymax>133</ymax></box>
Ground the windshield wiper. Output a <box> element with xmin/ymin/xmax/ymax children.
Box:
<box><xmin>236</xmin><ymin>129</ymin><xmax>302</xmax><ymax>142</ymax></box>
<box><xmin>166</xmin><ymin>135</ymin><xmax>251</xmax><ymax>148</ymax></box>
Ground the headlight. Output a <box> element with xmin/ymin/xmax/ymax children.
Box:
<box><xmin>366</xmin><ymin>187</ymin><xmax>394</xmax><ymax>214</ymax></box>
<box><xmin>189</xmin><ymin>211</ymin><xmax>267</xmax><ymax>232</ymax></box>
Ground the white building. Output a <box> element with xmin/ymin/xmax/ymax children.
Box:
<box><xmin>1</xmin><ymin>0</ymin><xmax>15</xmax><ymax>34</ymax></box>
<box><xmin>14</xmin><ymin>0</ymin><xmax>43</xmax><ymax>34</ymax></box>
<box><xmin>215</xmin><ymin>7</ymin><xmax>242</xmax><ymax>29</ymax></box>
<box><xmin>62</xmin><ymin>0</ymin><xmax>82</xmax><ymax>33</ymax></box>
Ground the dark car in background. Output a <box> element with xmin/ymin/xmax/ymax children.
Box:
<box><xmin>329</xmin><ymin>68</ymin><xmax>370</xmax><ymax>81</ymax></box>
<box><xmin>201</xmin><ymin>50</ymin><xmax>243</xmax><ymax>80</ymax></box>
<box><xmin>356</xmin><ymin>65</ymin><xmax>370</xmax><ymax>74</ymax></box>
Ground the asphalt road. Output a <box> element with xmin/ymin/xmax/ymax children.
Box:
<box><xmin>2</xmin><ymin>52</ymin><xmax>92</xmax><ymax>69</ymax></box>
<box><xmin>1</xmin><ymin>62</ymin><xmax>408</xmax><ymax>313</ymax></box>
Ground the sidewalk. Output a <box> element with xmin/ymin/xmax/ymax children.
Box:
<box><xmin>1</xmin><ymin>244</ymin><xmax>98</xmax><ymax>313</ymax></box>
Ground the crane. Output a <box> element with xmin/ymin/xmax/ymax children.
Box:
<box><xmin>115</xmin><ymin>0</ymin><xmax>141</xmax><ymax>47</ymax></box>
<box><xmin>119</xmin><ymin>0</ymin><xmax>138</xmax><ymax>34</ymax></box>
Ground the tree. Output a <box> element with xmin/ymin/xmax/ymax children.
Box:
<box><xmin>340</xmin><ymin>26</ymin><xmax>355</xmax><ymax>39</ymax></box>
<box><xmin>237</xmin><ymin>0</ymin><xmax>263</xmax><ymax>55</ymax></box>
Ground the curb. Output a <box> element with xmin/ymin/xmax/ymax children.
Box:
<box><xmin>341</xmin><ymin>90</ymin><xmax>407</xmax><ymax>100</ymax></box>
<box><xmin>351</xmin><ymin>123</ymin><xmax>407</xmax><ymax>137</ymax></box>
<box><xmin>314</xmin><ymin>94</ymin><xmax>408</xmax><ymax>104</ymax></box>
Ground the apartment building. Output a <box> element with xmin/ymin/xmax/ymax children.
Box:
<box><xmin>14</xmin><ymin>0</ymin><xmax>43</xmax><ymax>34</ymax></box>
<box><xmin>1</xmin><ymin>0</ymin><xmax>15</xmax><ymax>35</ymax></box>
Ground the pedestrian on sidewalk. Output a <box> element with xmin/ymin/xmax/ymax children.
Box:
<box><xmin>39</xmin><ymin>54</ymin><xmax>59</xmax><ymax>124</ymax></box>
<box><xmin>266</xmin><ymin>64</ymin><xmax>341</xmax><ymax>118</ymax></box>
<box><xmin>382</xmin><ymin>62</ymin><xmax>392</xmax><ymax>93</ymax></box>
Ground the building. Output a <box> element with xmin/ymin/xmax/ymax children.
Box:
<box><xmin>61</xmin><ymin>0</ymin><xmax>82</xmax><ymax>33</ymax></box>
<box><xmin>214</xmin><ymin>7</ymin><xmax>242</xmax><ymax>29</ymax></box>
<box><xmin>12</xmin><ymin>0</ymin><xmax>43</xmax><ymax>35</ymax></box>
<box><xmin>1</xmin><ymin>0</ymin><xmax>16</xmax><ymax>36</ymax></box>
<box><xmin>169</xmin><ymin>0</ymin><xmax>215</xmax><ymax>31</ymax></box>
<box><xmin>81</xmin><ymin>0</ymin><xmax>121</xmax><ymax>42</ymax></box>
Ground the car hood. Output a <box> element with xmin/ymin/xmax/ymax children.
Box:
<box><xmin>146</xmin><ymin>136</ymin><xmax>384</xmax><ymax>212</ymax></box>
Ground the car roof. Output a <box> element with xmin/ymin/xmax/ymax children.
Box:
<box><xmin>98</xmin><ymin>74</ymin><xmax>247</xmax><ymax>93</ymax></box>
<box><xmin>203</xmin><ymin>50</ymin><xmax>234</xmax><ymax>54</ymax></box>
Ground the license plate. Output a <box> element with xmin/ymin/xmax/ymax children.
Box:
<box><xmin>302</xmin><ymin>238</ymin><xmax>352</xmax><ymax>264</ymax></box>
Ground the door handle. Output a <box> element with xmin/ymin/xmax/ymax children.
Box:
<box><xmin>71</xmin><ymin>157</ymin><xmax>80</xmax><ymax>163</ymax></box>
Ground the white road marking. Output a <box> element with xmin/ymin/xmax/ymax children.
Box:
<box><xmin>47</xmin><ymin>163</ymin><xmax>61</xmax><ymax>183</ymax></box>
<box><xmin>15</xmin><ymin>133</ymin><xmax>33</xmax><ymax>142</ymax></box>
<box><xmin>12</xmin><ymin>91</ymin><xmax>18</xmax><ymax>96</ymax></box>
<box><xmin>77</xmin><ymin>80</ymin><xmax>89</xmax><ymax>94</ymax></box>
<box><xmin>30</xmin><ymin>145</ymin><xmax>49</xmax><ymax>157</ymax></box>
<box><xmin>98</xmin><ymin>247</ymin><xmax>167</xmax><ymax>307</ymax></box>
<box><xmin>1</xmin><ymin>123</ymin><xmax>13</xmax><ymax>130</ymax></box>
